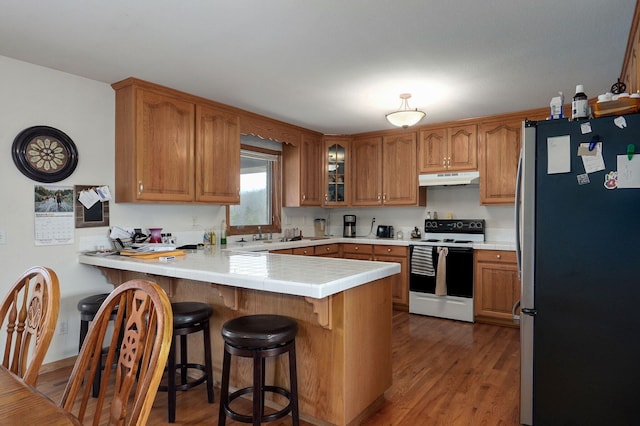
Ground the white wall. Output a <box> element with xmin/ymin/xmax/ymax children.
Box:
<box><xmin>0</xmin><ymin>56</ymin><xmax>227</xmax><ymax>362</ymax></box>
<box><xmin>0</xmin><ymin>55</ymin><xmax>515</xmax><ymax>364</ymax></box>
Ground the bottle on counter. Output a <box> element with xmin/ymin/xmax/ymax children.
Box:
<box><xmin>203</xmin><ymin>228</ymin><xmax>215</xmax><ymax>246</ymax></box>
<box><xmin>572</xmin><ymin>84</ymin><xmax>589</xmax><ymax>120</ymax></box>
<box><xmin>220</xmin><ymin>220</ymin><xmax>227</xmax><ymax>245</ymax></box>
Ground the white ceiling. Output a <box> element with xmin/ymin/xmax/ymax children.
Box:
<box><xmin>0</xmin><ymin>1</ymin><xmax>635</xmax><ymax>134</ymax></box>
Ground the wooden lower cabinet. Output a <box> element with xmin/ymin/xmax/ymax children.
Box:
<box><xmin>474</xmin><ymin>250</ymin><xmax>520</xmax><ymax>327</ymax></box>
<box><xmin>373</xmin><ymin>245</ymin><xmax>409</xmax><ymax>311</ymax></box>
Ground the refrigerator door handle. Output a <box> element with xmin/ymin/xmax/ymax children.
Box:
<box><xmin>522</xmin><ymin>307</ymin><xmax>537</xmax><ymax>316</ymax></box>
<box><xmin>514</xmin><ymin>149</ymin><xmax>523</xmax><ymax>281</ymax></box>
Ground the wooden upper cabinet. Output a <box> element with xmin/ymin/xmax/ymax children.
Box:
<box><xmin>115</xmin><ymin>86</ymin><xmax>196</xmax><ymax>202</ymax></box>
<box><xmin>351</xmin><ymin>136</ymin><xmax>383</xmax><ymax>206</ymax></box>
<box><xmin>195</xmin><ymin>104</ymin><xmax>240</xmax><ymax>204</ymax></box>
<box><xmin>382</xmin><ymin>133</ymin><xmax>418</xmax><ymax>205</ymax></box>
<box><xmin>112</xmin><ymin>78</ymin><xmax>240</xmax><ymax>204</ymax></box>
<box><xmin>323</xmin><ymin>137</ymin><xmax>351</xmax><ymax>206</ymax></box>
<box><xmin>478</xmin><ymin>119</ymin><xmax>522</xmax><ymax>205</ymax></box>
<box><xmin>418</xmin><ymin>124</ymin><xmax>477</xmax><ymax>173</ymax></box>
<box><xmin>351</xmin><ymin>133</ymin><xmax>423</xmax><ymax>207</ymax></box>
<box><xmin>282</xmin><ymin>131</ymin><xmax>322</xmax><ymax>207</ymax></box>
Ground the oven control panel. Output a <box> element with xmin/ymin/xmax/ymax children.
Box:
<box><xmin>424</xmin><ymin>219</ymin><xmax>485</xmax><ymax>234</ymax></box>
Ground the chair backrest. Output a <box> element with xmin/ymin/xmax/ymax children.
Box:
<box><xmin>0</xmin><ymin>266</ymin><xmax>60</xmax><ymax>386</ymax></box>
<box><xmin>60</xmin><ymin>279</ymin><xmax>173</xmax><ymax>426</ymax></box>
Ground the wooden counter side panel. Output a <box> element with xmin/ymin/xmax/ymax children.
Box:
<box><xmin>343</xmin><ymin>278</ymin><xmax>392</xmax><ymax>423</ymax></box>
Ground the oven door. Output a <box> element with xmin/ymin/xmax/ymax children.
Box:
<box><xmin>409</xmin><ymin>245</ymin><xmax>474</xmax><ymax>298</ymax></box>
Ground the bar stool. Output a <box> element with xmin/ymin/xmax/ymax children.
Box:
<box><xmin>77</xmin><ymin>293</ymin><xmax>118</xmax><ymax>398</ymax></box>
<box><xmin>158</xmin><ymin>302</ymin><xmax>214</xmax><ymax>423</ymax></box>
<box><xmin>218</xmin><ymin>314</ymin><xmax>299</xmax><ymax>426</ymax></box>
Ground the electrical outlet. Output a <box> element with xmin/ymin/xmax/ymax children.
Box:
<box><xmin>58</xmin><ymin>319</ymin><xmax>68</xmax><ymax>335</ymax></box>
<box><xmin>0</xmin><ymin>229</ymin><xmax>6</xmax><ymax>244</ymax></box>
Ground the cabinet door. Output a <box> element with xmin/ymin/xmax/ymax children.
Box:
<box><xmin>418</xmin><ymin>127</ymin><xmax>447</xmax><ymax>173</ymax></box>
<box><xmin>351</xmin><ymin>137</ymin><xmax>383</xmax><ymax>206</ymax></box>
<box><xmin>300</xmin><ymin>133</ymin><xmax>323</xmax><ymax>206</ymax></box>
<box><xmin>382</xmin><ymin>133</ymin><xmax>417</xmax><ymax>205</ymax></box>
<box><xmin>478</xmin><ymin>119</ymin><xmax>522</xmax><ymax>205</ymax></box>
<box><xmin>195</xmin><ymin>105</ymin><xmax>240</xmax><ymax>203</ymax></box>
<box><xmin>324</xmin><ymin>137</ymin><xmax>350</xmax><ymax>206</ymax></box>
<box><xmin>135</xmin><ymin>89</ymin><xmax>195</xmax><ymax>201</ymax></box>
<box><xmin>373</xmin><ymin>245</ymin><xmax>409</xmax><ymax>310</ymax></box>
<box><xmin>448</xmin><ymin>124</ymin><xmax>477</xmax><ymax>171</ymax></box>
<box><xmin>474</xmin><ymin>251</ymin><xmax>521</xmax><ymax>326</ymax></box>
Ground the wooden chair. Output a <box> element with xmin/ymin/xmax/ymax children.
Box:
<box><xmin>0</xmin><ymin>266</ymin><xmax>60</xmax><ymax>386</ymax></box>
<box><xmin>60</xmin><ymin>279</ymin><xmax>173</xmax><ymax>426</ymax></box>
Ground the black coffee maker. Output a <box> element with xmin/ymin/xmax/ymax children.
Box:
<box><xmin>343</xmin><ymin>215</ymin><xmax>356</xmax><ymax>238</ymax></box>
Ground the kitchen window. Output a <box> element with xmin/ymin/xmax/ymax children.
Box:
<box><xmin>227</xmin><ymin>138</ymin><xmax>281</xmax><ymax>236</ymax></box>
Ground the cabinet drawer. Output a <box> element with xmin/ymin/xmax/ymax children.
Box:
<box><xmin>315</xmin><ymin>244</ymin><xmax>339</xmax><ymax>256</ymax></box>
<box><xmin>475</xmin><ymin>250</ymin><xmax>516</xmax><ymax>264</ymax></box>
<box><xmin>342</xmin><ymin>243</ymin><xmax>373</xmax><ymax>255</ymax></box>
<box><xmin>270</xmin><ymin>248</ymin><xmax>292</xmax><ymax>255</ymax></box>
<box><xmin>292</xmin><ymin>247</ymin><xmax>315</xmax><ymax>256</ymax></box>
<box><xmin>373</xmin><ymin>245</ymin><xmax>407</xmax><ymax>257</ymax></box>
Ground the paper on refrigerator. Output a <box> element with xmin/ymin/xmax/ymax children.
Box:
<box><xmin>616</xmin><ymin>155</ymin><xmax>640</xmax><ymax>188</ymax></box>
<box><xmin>547</xmin><ymin>135</ymin><xmax>571</xmax><ymax>174</ymax></box>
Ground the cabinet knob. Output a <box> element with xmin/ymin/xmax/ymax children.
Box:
<box><xmin>496</xmin><ymin>254</ymin><xmax>501</xmax><ymax>259</ymax></box>
<box><xmin>138</xmin><ymin>181</ymin><xmax>144</xmax><ymax>195</ymax></box>
<box><xmin>302</xmin><ymin>194</ymin><xmax>306</xmax><ymax>201</ymax></box>
<box><xmin>377</xmin><ymin>194</ymin><xmax>381</xmax><ymax>201</ymax></box>
<box><xmin>325</xmin><ymin>247</ymin><xmax>330</xmax><ymax>252</ymax></box>
<box><xmin>354</xmin><ymin>246</ymin><xmax>359</xmax><ymax>251</ymax></box>
<box><xmin>382</xmin><ymin>193</ymin><xmax>387</xmax><ymax>201</ymax></box>
<box><xmin>387</xmin><ymin>248</ymin><xmax>392</xmax><ymax>253</ymax></box>
<box><xmin>303</xmin><ymin>250</ymin><xmax>308</xmax><ymax>254</ymax></box>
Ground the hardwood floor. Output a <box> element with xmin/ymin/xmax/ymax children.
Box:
<box><xmin>36</xmin><ymin>311</ymin><xmax>520</xmax><ymax>425</ymax></box>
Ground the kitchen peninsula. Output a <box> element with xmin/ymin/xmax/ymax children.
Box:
<box><xmin>78</xmin><ymin>248</ymin><xmax>400</xmax><ymax>426</ymax></box>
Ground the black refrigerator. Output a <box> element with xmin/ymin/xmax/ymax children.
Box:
<box><xmin>518</xmin><ymin>114</ymin><xmax>640</xmax><ymax>425</ymax></box>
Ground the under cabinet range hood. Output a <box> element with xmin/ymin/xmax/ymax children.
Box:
<box><xmin>418</xmin><ymin>171</ymin><xmax>480</xmax><ymax>187</ymax></box>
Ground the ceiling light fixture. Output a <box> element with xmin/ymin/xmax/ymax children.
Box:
<box><xmin>385</xmin><ymin>93</ymin><xmax>426</xmax><ymax>128</ymax></box>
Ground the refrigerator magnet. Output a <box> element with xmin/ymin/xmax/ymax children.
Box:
<box><xmin>604</xmin><ymin>171</ymin><xmax>618</xmax><ymax>189</ymax></box>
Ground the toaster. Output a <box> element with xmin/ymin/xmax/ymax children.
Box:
<box><xmin>376</xmin><ymin>225</ymin><xmax>394</xmax><ymax>239</ymax></box>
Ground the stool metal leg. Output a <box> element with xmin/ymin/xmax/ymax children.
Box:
<box><xmin>179</xmin><ymin>334</ymin><xmax>188</xmax><ymax>385</ymax></box>
<box><xmin>218</xmin><ymin>346</ymin><xmax>232</xmax><ymax>426</ymax></box>
<box><xmin>203</xmin><ymin>321</ymin><xmax>214</xmax><ymax>403</ymax></box>
<box><xmin>253</xmin><ymin>349</ymin><xmax>263</xmax><ymax>426</ymax></box>
<box><xmin>289</xmin><ymin>341</ymin><xmax>300</xmax><ymax>426</ymax></box>
<box><xmin>168</xmin><ymin>335</ymin><xmax>177</xmax><ymax>423</ymax></box>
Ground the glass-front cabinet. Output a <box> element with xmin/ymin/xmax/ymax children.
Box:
<box><xmin>323</xmin><ymin>137</ymin><xmax>351</xmax><ymax>206</ymax></box>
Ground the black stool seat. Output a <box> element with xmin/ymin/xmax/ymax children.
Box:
<box><xmin>159</xmin><ymin>301</ymin><xmax>214</xmax><ymax>423</ymax></box>
<box><xmin>77</xmin><ymin>293</ymin><xmax>109</xmax><ymax>313</ymax></box>
<box><xmin>219</xmin><ymin>314</ymin><xmax>299</xmax><ymax>426</ymax></box>
<box><xmin>221</xmin><ymin>314</ymin><xmax>297</xmax><ymax>348</ymax></box>
<box><xmin>77</xmin><ymin>293</ymin><xmax>118</xmax><ymax>320</ymax></box>
<box><xmin>172</xmin><ymin>302</ymin><xmax>213</xmax><ymax>327</ymax></box>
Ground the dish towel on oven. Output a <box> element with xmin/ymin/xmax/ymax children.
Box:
<box><xmin>411</xmin><ymin>246</ymin><xmax>435</xmax><ymax>276</ymax></box>
<box><xmin>435</xmin><ymin>246</ymin><xmax>449</xmax><ymax>296</ymax></box>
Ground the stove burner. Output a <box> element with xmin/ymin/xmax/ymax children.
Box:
<box><xmin>443</xmin><ymin>238</ymin><xmax>454</xmax><ymax>242</ymax></box>
<box><xmin>425</xmin><ymin>239</ymin><xmax>440</xmax><ymax>242</ymax></box>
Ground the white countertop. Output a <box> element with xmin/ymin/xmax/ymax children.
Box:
<box><xmin>78</xmin><ymin>248</ymin><xmax>400</xmax><ymax>299</ymax></box>
<box><xmin>225</xmin><ymin>236</ymin><xmax>517</xmax><ymax>252</ymax></box>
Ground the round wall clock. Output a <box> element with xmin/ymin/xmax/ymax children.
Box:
<box><xmin>11</xmin><ymin>126</ymin><xmax>78</xmax><ymax>183</ymax></box>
